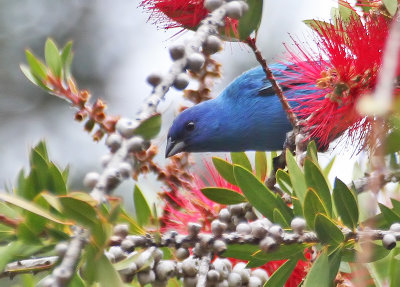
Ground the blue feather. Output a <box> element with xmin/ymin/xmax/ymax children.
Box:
<box><xmin>166</xmin><ymin>63</ymin><xmax>313</xmax><ymax>157</ymax></box>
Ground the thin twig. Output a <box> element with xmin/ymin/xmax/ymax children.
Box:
<box><xmin>0</xmin><ymin>256</ymin><xmax>58</xmax><ymax>279</ymax></box>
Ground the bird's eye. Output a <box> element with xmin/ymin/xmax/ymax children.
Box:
<box><xmin>185</xmin><ymin>121</ymin><xmax>195</xmax><ymax>131</ymax></box>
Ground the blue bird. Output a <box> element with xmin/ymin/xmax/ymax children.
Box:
<box><xmin>166</xmin><ymin>63</ymin><xmax>314</xmax><ymax>157</ymax></box>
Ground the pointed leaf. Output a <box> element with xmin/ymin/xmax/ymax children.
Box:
<box><xmin>333</xmin><ymin>178</ymin><xmax>358</xmax><ymax>229</ymax></box>
<box><xmin>315</xmin><ymin>214</ymin><xmax>344</xmax><ymax>246</ymax></box>
<box><xmin>303</xmin><ymin>250</ymin><xmax>329</xmax><ymax>287</ymax></box>
<box><xmin>342</xmin><ymin>242</ymin><xmax>390</xmax><ymax>263</ymax></box>
<box><xmin>0</xmin><ymin>193</ymin><xmax>69</xmax><ymax>225</ymax></box>
<box><xmin>223</xmin><ymin>244</ymin><xmax>259</xmax><ymax>261</ymax></box>
<box><xmin>264</xmin><ymin>258</ymin><xmax>300</xmax><ymax>287</ymax></box>
<box><xmin>304</xmin><ymin>159</ymin><xmax>332</xmax><ymax>216</ymax></box>
<box><xmin>306</xmin><ymin>141</ymin><xmax>318</xmax><ymax>163</ymax></box>
<box><xmin>212</xmin><ymin>157</ymin><xmax>236</xmax><ymax>185</ymax></box>
<box><xmin>25</xmin><ymin>50</ymin><xmax>47</xmax><ymax>80</ymax></box>
<box><xmin>61</xmin><ymin>41</ymin><xmax>73</xmax><ymax>79</ymax></box>
<box><xmin>233</xmin><ymin>165</ymin><xmax>276</xmax><ymax>219</ymax></box>
<box><xmin>276</xmin><ymin>169</ymin><xmax>292</xmax><ymax>194</ymax></box>
<box><xmin>379</xmin><ymin>203</ymin><xmax>400</xmax><ymax>224</ymax></box>
<box><xmin>255</xmin><ymin>151</ymin><xmax>267</xmax><ymax>181</ymax></box>
<box><xmin>59</xmin><ymin>196</ymin><xmax>97</xmax><ymax>227</ymax></box>
<box><xmin>96</xmin><ymin>253</ymin><xmax>124</xmax><ymax>287</ymax></box>
<box><xmin>286</xmin><ymin>150</ymin><xmax>307</xmax><ymax>205</ymax></box>
<box><xmin>231</xmin><ymin>152</ymin><xmax>252</xmax><ymax>171</ymax></box>
<box><xmin>304</xmin><ymin>189</ymin><xmax>327</xmax><ymax>229</ymax></box>
<box><xmin>201</xmin><ymin>187</ymin><xmax>246</xmax><ymax>205</ymax></box>
<box><xmin>20</xmin><ymin>64</ymin><xmax>48</xmax><ymax>90</ymax></box>
<box><xmin>237</xmin><ymin>0</ymin><xmax>263</xmax><ymax>40</ymax></box>
<box><xmin>390</xmin><ymin>248</ymin><xmax>400</xmax><ymax>287</ymax></box>
<box><xmin>273</xmin><ymin>209</ymin><xmax>289</xmax><ymax>228</ymax></box>
<box><xmin>45</xmin><ymin>39</ymin><xmax>62</xmax><ymax>78</ymax></box>
<box><xmin>134</xmin><ymin>114</ymin><xmax>161</xmax><ymax>140</ymax></box>
<box><xmin>303</xmin><ymin>19</ymin><xmax>334</xmax><ymax>34</ymax></box>
<box><xmin>328</xmin><ymin>247</ymin><xmax>343</xmax><ymax>284</ymax></box>
<box><xmin>383</xmin><ymin>0</ymin><xmax>398</xmax><ymax>16</ymax></box>
<box><xmin>134</xmin><ymin>185</ymin><xmax>152</xmax><ymax>226</ymax></box>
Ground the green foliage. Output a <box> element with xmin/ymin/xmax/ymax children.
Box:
<box><xmin>264</xmin><ymin>257</ymin><xmax>301</xmax><ymax>287</ymax></box>
<box><xmin>201</xmin><ymin>187</ymin><xmax>246</xmax><ymax>205</ymax></box>
<box><xmin>133</xmin><ymin>114</ymin><xmax>162</xmax><ymax>140</ymax></box>
<box><xmin>212</xmin><ymin>156</ymin><xmax>237</xmax><ymax>185</ymax></box>
<box><xmin>134</xmin><ymin>185</ymin><xmax>152</xmax><ymax>226</ymax></box>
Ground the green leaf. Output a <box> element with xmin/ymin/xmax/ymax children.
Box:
<box><xmin>304</xmin><ymin>189</ymin><xmax>327</xmax><ymax>229</ymax></box>
<box><xmin>328</xmin><ymin>247</ymin><xmax>343</xmax><ymax>284</ymax></box>
<box><xmin>255</xmin><ymin>151</ymin><xmax>267</xmax><ymax>181</ymax></box>
<box><xmin>222</xmin><ymin>244</ymin><xmax>259</xmax><ymax>261</ymax></box>
<box><xmin>303</xmin><ymin>19</ymin><xmax>334</xmax><ymax>34</ymax></box>
<box><xmin>45</xmin><ymin>38</ymin><xmax>62</xmax><ymax>78</ymax></box>
<box><xmin>264</xmin><ymin>258</ymin><xmax>300</xmax><ymax>287</ymax></box>
<box><xmin>286</xmin><ymin>150</ymin><xmax>307</xmax><ymax>205</ymax></box>
<box><xmin>201</xmin><ymin>187</ymin><xmax>246</xmax><ymax>205</ymax></box>
<box><xmin>134</xmin><ymin>185</ymin><xmax>152</xmax><ymax>226</ymax></box>
<box><xmin>96</xmin><ymin>253</ymin><xmax>125</xmax><ymax>287</ymax></box>
<box><xmin>390</xmin><ymin>248</ymin><xmax>400</xmax><ymax>287</ymax></box>
<box><xmin>48</xmin><ymin>163</ymin><xmax>68</xmax><ymax>195</ymax></box>
<box><xmin>34</xmin><ymin>141</ymin><xmax>49</xmax><ymax>161</ymax></box>
<box><xmin>276</xmin><ymin>169</ymin><xmax>292</xmax><ymax>195</ymax></box>
<box><xmin>231</xmin><ymin>152</ymin><xmax>252</xmax><ymax>171</ymax></box>
<box><xmin>339</xmin><ymin>1</ymin><xmax>359</xmax><ymax>22</ymax></box>
<box><xmin>273</xmin><ymin>209</ymin><xmax>289</xmax><ymax>228</ymax></box>
<box><xmin>304</xmin><ymin>159</ymin><xmax>332</xmax><ymax>216</ymax></box>
<box><xmin>274</xmin><ymin>195</ymin><xmax>294</xmax><ymax>224</ymax></box>
<box><xmin>61</xmin><ymin>41</ymin><xmax>74</xmax><ymax>79</ymax></box>
<box><xmin>333</xmin><ymin>178</ymin><xmax>358</xmax><ymax>229</ymax></box>
<box><xmin>113</xmin><ymin>252</ymin><xmax>141</xmax><ymax>271</ymax></box>
<box><xmin>252</xmin><ymin>244</ymin><xmax>307</xmax><ymax>262</ymax></box>
<box><xmin>342</xmin><ymin>242</ymin><xmax>390</xmax><ymax>263</ymax></box>
<box><xmin>303</xmin><ymin>250</ymin><xmax>329</xmax><ymax>287</ymax></box>
<box><xmin>315</xmin><ymin>214</ymin><xmax>344</xmax><ymax>246</ymax></box>
<box><xmin>382</xmin><ymin>0</ymin><xmax>398</xmax><ymax>16</ymax></box>
<box><xmin>379</xmin><ymin>203</ymin><xmax>400</xmax><ymax>224</ymax></box>
<box><xmin>212</xmin><ymin>157</ymin><xmax>236</xmax><ymax>185</ymax></box>
<box><xmin>323</xmin><ymin>156</ymin><xmax>335</xmax><ymax>178</ymax></box>
<box><xmin>306</xmin><ymin>141</ymin><xmax>318</xmax><ymax>163</ymax></box>
<box><xmin>391</xmin><ymin>198</ymin><xmax>400</xmax><ymax>215</ymax></box>
<box><xmin>386</xmin><ymin>130</ymin><xmax>400</xmax><ymax>154</ymax></box>
<box><xmin>233</xmin><ymin>165</ymin><xmax>276</xmax><ymax>219</ymax></box>
<box><xmin>134</xmin><ymin>114</ymin><xmax>161</xmax><ymax>140</ymax></box>
<box><xmin>236</xmin><ymin>0</ymin><xmax>263</xmax><ymax>40</ymax></box>
<box><xmin>59</xmin><ymin>196</ymin><xmax>97</xmax><ymax>227</ymax></box>
<box><xmin>25</xmin><ymin>50</ymin><xmax>47</xmax><ymax>80</ymax></box>
<box><xmin>20</xmin><ymin>64</ymin><xmax>49</xmax><ymax>90</ymax></box>
<box><xmin>0</xmin><ymin>193</ymin><xmax>69</xmax><ymax>225</ymax></box>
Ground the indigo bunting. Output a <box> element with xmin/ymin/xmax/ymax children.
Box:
<box><xmin>166</xmin><ymin>63</ymin><xmax>313</xmax><ymax>157</ymax></box>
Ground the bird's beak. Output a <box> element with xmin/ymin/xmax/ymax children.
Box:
<box><xmin>165</xmin><ymin>137</ymin><xmax>186</xmax><ymax>158</ymax></box>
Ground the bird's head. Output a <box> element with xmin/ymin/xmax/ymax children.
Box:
<box><xmin>166</xmin><ymin>100</ymin><xmax>224</xmax><ymax>157</ymax></box>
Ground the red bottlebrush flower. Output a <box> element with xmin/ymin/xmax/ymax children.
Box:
<box><xmin>160</xmin><ymin>160</ymin><xmax>311</xmax><ymax>286</ymax></box>
<box><xmin>140</xmin><ymin>0</ymin><xmax>238</xmax><ymax>34</ymax></box>
<box><xmin>283</xmin><ymin>11</ymin><xmax>400</xmax><ymax>149</ymax></box>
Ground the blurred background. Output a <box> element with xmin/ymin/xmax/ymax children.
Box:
<box><xmin>0</xmin><ymin>0</ymin><xmax>346</xmax><ymax>202</ymax></box>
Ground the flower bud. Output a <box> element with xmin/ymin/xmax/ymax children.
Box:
<box><xmin>204</xmin><ymin>0</ymin><xmax>223</xmax><ymax>11</ymax></box>
<box><xmin>383</xmin><ymin>233</ymin><xmax>397</xmax><ymax>250</ymax></box>
<box><xmin>187</xmin><ymin>53</ymin><xmax>205</xmax><ymax>72</ymax></box>
<box><xmin>390</xmin><ymin>223</ymin><xmax>400</xmax><ymax>232</ymax></box>
<box><xmin>225</xmin><ymin>1</ymin><xmax>243</xmax><ymax>19</ymax></box>
<box><xmin>106</xmin><ymin>133</ymin><xmax>122</xmax><ymax>152</ymax></box>
<box><xmin>147</xmin><ymin>72</ymin><xmax>162</xmax><ymax>87</ymax></box>
<box><xmin>176</xmin><ymin>247</ymin><xmax>190</xmax><ymax>260</ymax></box>
<box><xmin>228</xmin><ymin>272</ymin><xmax>242</xmax><ymax>287</ymax></box>
<box><xmin>137</xmin><ymin>270</ymin><xmax>156</xmax><ymax>285</ymax></box>
<box><xmin>291</xmin><ymin>217</ymin><xmax>307</xmax><ymax>234</ymax></box>
<box><xmin>174</xmin><ymin>73</ymin><xmax>190</xmax><ymax>90</ymax></box>
<box><xmin>83</xmin><ymin>172</ymin><xmax>100</xmax><ymax>189</ymax></box>
<box><xmin>236</xmin><ymin>222</ymin><xmax>251</xmax><ymax>235</ymax></box>
<box><xmin>248</xmin><ymin>276</ymin><xmax>262</xmax><ymax>287</ymax></box>
<box><xmin>116</xmin><ymin>118</ymin><xmax>139</xmax><ymax>138</ymax></box>
<box><xmin>259</xmin><ymin>236</ymin><xmax>279</xmax><ymax>253</ymax></box>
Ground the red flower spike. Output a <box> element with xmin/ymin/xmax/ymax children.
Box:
<box><xmin>140</xmin><ymin>0</ymin><xmax>239</xmax><ymax>35</ymax></box>
<box><xmin>160</xmin><ymin>161</ymin><xmax>311</xmax><ymax>286</ymax></box>
<box><xmin>282</xmin><ymin>11</ymin><xmax>400</xmax><ymax>149</ymax></box>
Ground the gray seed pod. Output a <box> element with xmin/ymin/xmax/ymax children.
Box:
<box><xmin>126</xmin><ymin>235</ymin><xmax>147</xmax><ymax>246</ymax></box>
<box><xmin>116</xmin><ymin>117</ymin><xmax>139</xmax><ymax>138</ymax></box>
<box><xmin>182</xmin><ymin>257</ymin><xmax>198</xmax><ymax>277</ymax></box>
<box><xmin>248</xmin><ymin>276</ymin><xmax>262</xmax><ymax>287</ymax></box>
<box><xmin>216</xmin><ymin>280</ymin><xmax>229</xmax><ymax>287</ymax></box>
<box><xmin>228</xmin><ymin>272</ymin><xmax>242</xmax><ymax>287</ymax></box>
<box><xmin>291</xmin><ymin>217</ymin><xmax>307</xmax><ymax>234</ymax></box>
<box><xmin>390</xmin><ymin>223</ymin><xmax>400</xmax><ymax>232</ymax></box>
<box><xmin>114</xmin><ymin>224</ymin><xmax>129</xmax><ymax>238</ymax></box>
<box><xmin>213</xmin><ymin>258</ymin><xmax>230</xmax><ymax>279</ymax></box>
<box><xmin>174</xmin><ymin>73</ymin><xmax>190</xmax><ymax>90</ymax></box>
<box><xmin>204</xmin><ymin>0</ymin><xmax>223</xmax><ymax>11</ymax></box>
<box><xmin>251</xmin><ymin>269</ymin><xmax>269</xmax><ymax>284</ymax></box>
<box><xmin>193</xmin><ymin>242</ymin><xmax>207</xmax><ymax>257</ymax></box>
<box><xmin>104</xmin><ymin>167</ymin><xmax>121</xmax><ymax>190</ymax></box>
<box><xmin>260</xmin><ymin>236</ymin><xmax>279</xmax><ymax>253</ymax></box>
<box><xmin>154</xmin><ymin>248</ymin><xmax>164</xmax><ymax>263</ymax></box>
<box><xmin>187</xmin><ymin>53</ymin><xmax>205</xmax><ymax>72</ymax></box>
<box><xmin>40</xmin><ymin>276</ymin><xmax>56</xmax><ymax>287</ymax></box>
<box><xmin>106</xmin><ymin>133</ymin><xmax>122</xmax><ymax>152</ymax></box>
<box><xmin>269</xmin><ymin>225</ymin><xmax>283</xmax><ymax>239</ymax></box>
<box><xmin>83</xmin><ymin>172</ymin><xmax>100</xmax><ymax>189</ymax></box>
<box><xmin>53</xmin><ymin>266</ymin><xmax>72</xmax><ymax>283</ymax></box>
<box><xmin>207</xmin><ymin>269</ymin><xmax>220</xmax><ymax>283</ymax></box>
<box><xmin>188</xmin><ymin>222</ymin><xmax>202</xmax><ymax>237</ymax></box>
<box><xmin>203</xmin><ymin>35</ymin><xmax>222</xmax><ymax>55</ymax></box>
<box><xmin>232</xmin><ymin>262</ymin><xmax>250</xmax><ymax>284</ymax></box>
<box><xmin>126</xmin><ymin>136</ymin><xmax>145</xmax><ymax>153</ymax></box>
<box><xmin>117</xmin><ymin>162</ymin><xmax>133</xmax><ymax>179</ymax></box>
<box><xmin>213</xmin><ymin>239</ymin><xmax>227</xmax><ymax>254</ymax></box>
<box><xmin>260</xmin><ymin>218</ymin><xmax>273</xmax><ymax>228</ymax></box>
<box><xmin>152</xmin><ymin>281</ymin><xmax>168</xmax><ymax>287</ymax></box>
<box><xmin>119</xmin><ymin>262</ymin><xmax>137</xmax><ymax>276</ymax></box>
<box><xmin>135</xmin><ymin>250</ymin><xmax>155</xmax><ymax>271</ymax></box>
<box><xmin>55</xmin><ymin>242</ymin><xmax>68</xmax><ymax>257</ymax></box>
<box><xmin>100</xmin><ymin>154</ymin><xmax>112</xmax><ymax>168</ymax></box>
<box><xmin>121</xmin><ymin>238</ymin><xmax>135</xmax><ymax>252</ymax></box>
<box><xmin>104</xmin><ymin>251</ymin><xmax>116</xmax><ymax>263</ymax></box>
<box><xmin>250</xmin><ymin>220</ymin><xmax>268</xmax><ymax>239</ymax></box>
<box><xmin>137</xmin><ymin>270</ymin><xmax>156</xmax><ymax>285</ymax></box>
<box><xmin>236</xmin><ymin>222</ymin><xmax>252</xmax><ymax>235</ymax></box>
<box><xmin>225</xmin><ymin>1</ymin><xmax>243</xmax><ymax>19</ymax></box>
<box><xmin>176</xmin><ymin>247</ymin><xmax>190</xmax><ymax>260</ymax></box>
<box><xmin>147</xmin><ymin>72</ymin><xmax>163</xmax><ymax>87</ymax></box>
<box><xmin>239</xmin><ymin>1</ymin><xmax>249</xmax><ymax>14</ymax></box>
<box><xmin>383</xmin><ymin>233</ymin><xmax>397</xmax><ymax>250</ymax></box>
<box><xmin>229</xmin><ymin>204</ymin><xmax>244</xmax><ymax>216</ymax></box>
<box><xmin>169</xmin><ymin>43</ymin><xmax>185</xmax><ymax>60</ymax></box>
<box><xmin>199</xmin><ymin>233</ymin><xmax>213</xmax><ymax>247</ymax></box>
<box><xmin>155</xmin><ymin>260</ymin><xmax>176</xmax><ymax>280</ymax></box>
<box><xmin>219</xmin><ymin>208</ymin><xmax>231</xmax><ymax>222</ymax></box>
<box><xmin>231</xmin><ymin>215</ymin><xmax>245</xmax><ymax>227</ymax></box>
<box><xmin>108</xmin><ymin>246</ymin><xmax>127</xmax><ymax>262</ymax></box>
<box><xmin>245</xmin><ymin>210</ymin><xmax>258</xmax><ymax>221</ymax></box>
<box><xmin>211</xmin><ymin>219</ymin><xmax>227</xmax><ymax>237</ymax></box>
<box><xmin>183</xmin><ymin>276</ymin><xmax>198</xmax><ymax>287</ymax></box>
